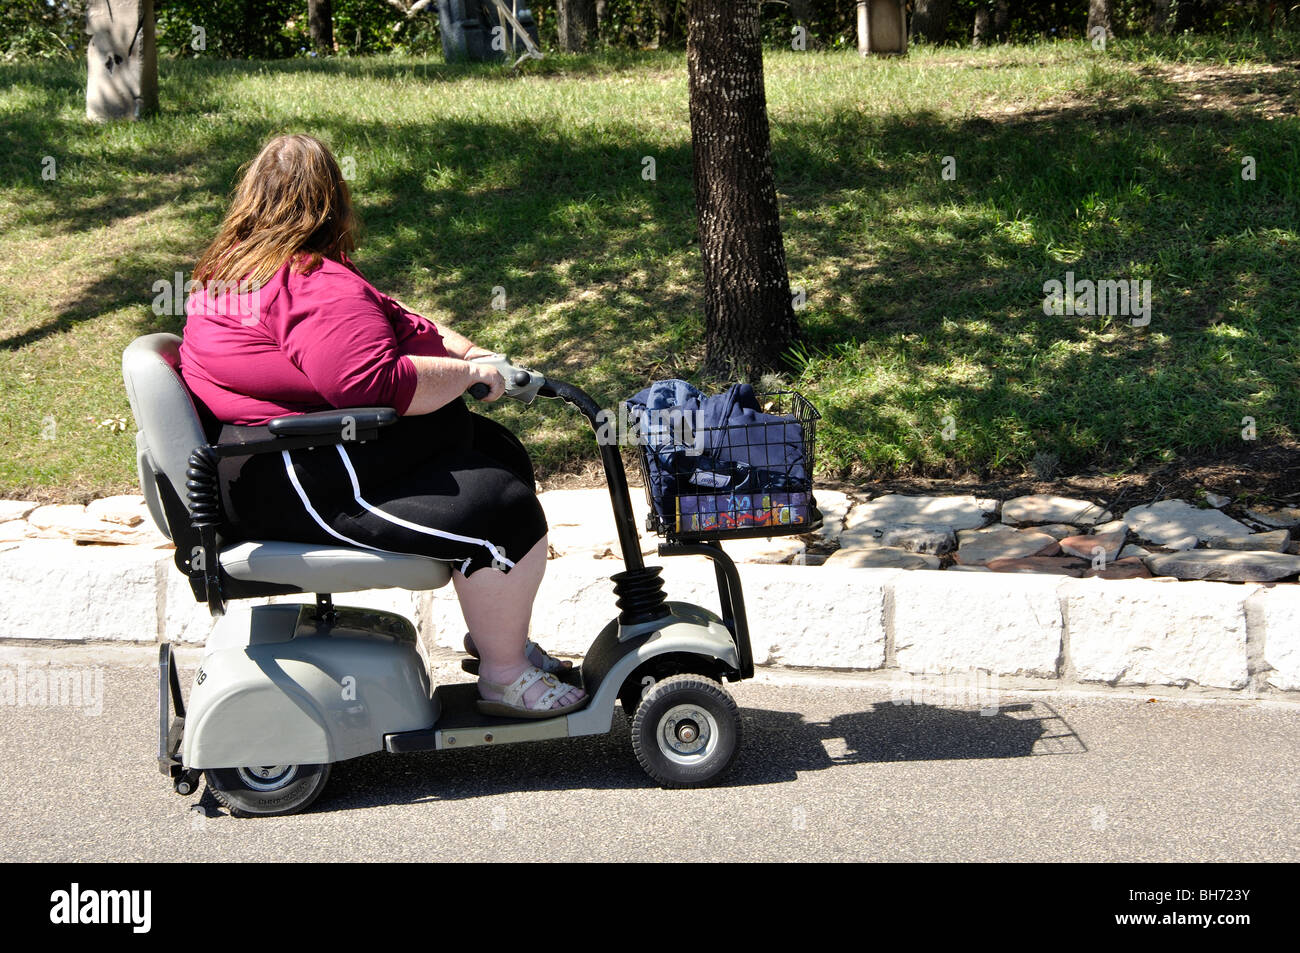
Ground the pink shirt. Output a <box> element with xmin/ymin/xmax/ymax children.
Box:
<box><xmin>179</xmin><ymin>256</ymin><xmax>449</xmax><ymax>425</ymax></box>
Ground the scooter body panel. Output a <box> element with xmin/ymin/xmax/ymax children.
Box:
<box><xmin>183</xmin><ymin>603</ymin><xmax>436</xmax><ymax>769</ymax></box>
<box><xmin>565</xmin><ymin>601</ymin><xmax>740</xmax><ymax>737</ymax></box>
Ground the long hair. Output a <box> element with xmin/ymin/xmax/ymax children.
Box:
<box><xmin>193</xmin><ymin>134</ymin><xmax>359</xmax><ymax>289</ymax></box>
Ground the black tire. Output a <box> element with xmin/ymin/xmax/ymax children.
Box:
<box><xmin>205</xmin><ymin>763</ymin><xmax>331</xmax><ymax>818</ymax></box>
<box><xmin>630</xmin><ymin>674</ymin><xmax>740</xmax><ymax>788</ymax></box>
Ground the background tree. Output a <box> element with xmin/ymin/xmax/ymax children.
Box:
<box><xmin>558</xmin><ymin>0</ymin><xmax>598</xmax><ymax>50</ymax></box>
<box><xmin>687</xmin><ymin>0</ymin><xmax>798</xmax><ymax>379</ymax></box>
<box><xmin>1087</xmin><ymin>0</ymin><xmax>1113</xmax><ymax>38</ymax></box>
<box><xmin>308</xmin><ymin>0</ymin><xmax>334</xmax><ymax>53</ymax></box>
<box><xmin>910</xmin><ymin>0</ymin><xmax>951</xmax><ymax>43</ymax></box>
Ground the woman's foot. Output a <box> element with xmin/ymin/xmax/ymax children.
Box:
<box><xmin>464</xmin><ymin>633</ymin><xmax>573</xmax><ymax>672</ymax></box>
<box><xmin>477</xmin><ymin>660</ymin><xmax>587</xmax><ymax>717</ymax></box>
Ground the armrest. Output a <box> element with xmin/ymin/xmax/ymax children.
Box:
<box><xmin>267</xmin><ymin>407</ymin><xmax>398</xmax><ymax>439</ymax></box>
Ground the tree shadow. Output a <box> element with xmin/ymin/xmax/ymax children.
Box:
<box><xmin>1</xmin><ymin>53</ymin><xmax>1296</xmax><ymax>481</ymax></box>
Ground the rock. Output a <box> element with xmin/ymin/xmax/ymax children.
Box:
<box><xmin>1255</xmin><ymin>586</ymin><xmax>1300</xmax><ymax>691</ymax></box>
<box><xmin>1205</xmin><ymin>530</ymin><xmax>1290</xmax><ymax>553</ymax></box>
<box><xmin>539</xmin><ymin>488</ymin><xmax>653</xmax><ymax>558</ymax></box>
<box><xmin>1123</xmin><ymin>499</ymin><xmax>1251</xmax><ymax>544</ymax></box>
<box><xmin>1143</xmin><ymin>549</ymin><xmax>1300</xmax><ymax>583</ymax></box>
<box><xmin>1062</xmin><ymin>577</ymin><xmax>1252</xmax><ymax>689</ymax></box>
<box><xmin>1059</xmin><ymin>529</ymin><xmax>1126</xmax><ymax>564</ymax></box>
<box><xmin>1092</xmin><ymin>519</ymin><xmax>1129</xmax><ymax>537</ymax></box>
<box><xmin>954</xmin><ymin>527</ymin><xmax>1060</xmax><ymax>566</ymax></box>
<box><xmin>1203</xmin><ymin>492</ymin><xmax>1231</xmax><ymax>508</ymax></box>
<box><xmin>25</xmin><ymin>503</ymin><xmax>164</xmax><ymax>546</ymax></box>
<box><xmin>838</xmin><ymin>523</ymin><xmax>956</xmax><ymax>555</ymax></box>
<box><xmin>1163</xmin><ymin>534</ymin><xmax>1200</xmax><ymax>552</ymax></box>
<box><xmin>1036</xmin><ymin>523</ymin><xmax>1080</xmax><ymax>539</ymax></box>
<box><xmin>0</xmin><ymin>500</ymin><xmax>38</xmax><ymax>522</ymax></box>
<box><xmin>1290</xmin><ymin>540</ymin><xmax>1300</xmax><ymax>556</ymax></box>
<box><xmin>0</xmin><ymin>521</ymin><xmax>27</xmax><ymax>542</ymax></box>
<box><xmin>822</xmin><ymin>547</ymin><xmax>940</xmax><ymax>570</ymax></box>
<box><xmin>1119</xmin><ymin>544</ymin><xmax>1151</xmax><ymax>560</ymax></box>
<box><xmin>946</xmin><ymin>564</ymin><xmax>991</xmax><ymax>572</ymax></box>
<box><xmin>1244</xmin><ymin>505</ymin><xmax>1300</xmax><ymax>529</ymax></box>
<box><xmin>811</xmin><ymin>489</ymin><xmax>853</xmax><ymax>540</ymax></box>
<box><xmin>893</xmin><ymin>571</ymin><xmax>1064</xmax><ymax>677</ymax></box>
<box><xmin>1082</xmin><ymin>556</ymin><xmax>1152</xmax><ymax>580</ymax></box>
<box><xmin>844</xmin><ymin>494</ymin><xmax>993</xmax><ymax>533</ymax></box>
<box><xmin>985</xmin><ymin>555</ymin><xmax>1090</xmax><ymax>576</ymax></box>
<box><xmin>722</xmin><ymin>537</ymin><xmax>807</xmax><ymax>564</ymax></box>
<box><xmin>85</xmin><ymin>495</ymin><xmax>147</xmax><ymax>526</ymax></box>
<box><xmin>1001</xmin><ymin>494</ymin><xmax>1112</xmax><ymax>526</ymax></box>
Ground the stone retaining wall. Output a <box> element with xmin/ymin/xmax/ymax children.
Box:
<box><xmin>3</xmin><ymin>538</ymin><xmax>1297</xmax><ymax>697</ymax></box>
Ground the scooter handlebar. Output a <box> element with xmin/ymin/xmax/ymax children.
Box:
<box><xmin>466</xmin><ymin>353</ymin><xmax>546</xmax><ymax>404</ymax></box>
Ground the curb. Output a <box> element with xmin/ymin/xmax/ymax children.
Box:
<box><xmin>1</xmin><ymin>539</ymin><xmax>1297</xmax><ymax>699</ymax></box>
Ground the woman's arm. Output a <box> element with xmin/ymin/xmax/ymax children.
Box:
<box><xmin>403</xmin><ymin>354</ymin><xmax>505</xmax><ymax>415</ymax></box>
<box><xmin>438</xmin><ymin>325</ymin><xmax>494</xmax><ymax>361</ymax></box>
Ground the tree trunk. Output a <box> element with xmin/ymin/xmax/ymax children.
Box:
<box><xmin>993</xmin><ymin>0</ymin><xmax>1009</xmax><ymax>40</ymax></box>
<box><xmin>86</xmin><ymin>0</ymin><xmax>158</xmax><ymax>121</ymax></box>
<box><xmin>688</xmin><ymin>0</ymin><xmax>798</xmax><ymax>379</ymax></box>
<box><xmin>909</xmin><ymin>0</ymin><xmax>950</xmax><ymax>45</ymax></box>
<box><xmin>309</xmin><ymin>0</ymin><xmax>334</xmax><ymax>54</ymax></box>
<box><xmin>1087</xmin><ymin>0</ymin><xmax>1112</xmax><ymax>39</ymax></box>
<box><xmin>558</xmin><ymin>0</ymin><xmax>598</xmax><ymax>51</ymax></box>
<box><xmin>973</xmin><ymin>5</ymin><xmax>991</xmax><ymax>46</ymax></box>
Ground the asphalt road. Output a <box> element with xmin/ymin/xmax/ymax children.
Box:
<box><xmin>1</xmin><ymin>645</ymin><xmax>1296</xmax><ymax>863</ymax></box>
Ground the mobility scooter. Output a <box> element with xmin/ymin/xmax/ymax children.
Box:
<box><xmin>123</xmin><ymin>335</ymin><xmax>818</xmax><ymax>816</ymax></box>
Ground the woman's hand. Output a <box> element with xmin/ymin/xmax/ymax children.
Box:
<box><xmin>466</xmin><ymin>360</ymin><xmax>507</xmax><ymax>402</ymax></box>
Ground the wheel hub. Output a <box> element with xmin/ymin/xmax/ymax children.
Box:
<box><xmin>659</xmin><ymin>705</ymin><xmax>717</xmax><ymax>763</ymax></box>
<box><xmin>236</xmin><ymin>764</ymin><xmax>298</xmax><ymax>792</ymax></box>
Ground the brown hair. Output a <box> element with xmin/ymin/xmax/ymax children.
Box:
<box><xmin>193</xmin><ymin>134</ymin><xmax>359</xmax><ymax>289</ymax></box>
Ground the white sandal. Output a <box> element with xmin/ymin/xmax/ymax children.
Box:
<box><xmin>476</xmin><ymin>665</ymin><xmax>587</xmax><ymax>719</ymax></box>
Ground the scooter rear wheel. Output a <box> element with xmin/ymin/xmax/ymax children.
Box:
<box><xmin>631</xmin><ymin>674</ymin><xmax>740</xmax><ymax>788</ymax></box>
<box><xmin>205</xmin><ymin>763</ymin><xmax>332</xmax><ymax>818</ymax></box>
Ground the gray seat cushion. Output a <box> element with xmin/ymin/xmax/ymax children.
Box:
<box><xmin>221</xmin><ymin>541</ymin><xmax>453</xmax><ymax>592</ymax></box>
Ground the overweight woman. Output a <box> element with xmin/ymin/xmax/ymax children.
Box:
<box><xmin>179</xmin><ymin>133</ymin><xmax>585</xmax><ymax>718</ymax></box>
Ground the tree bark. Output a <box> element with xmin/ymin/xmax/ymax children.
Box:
<box><xmin>973</xmin><ymin>5</ymin><xmax>991</xmax><ymax>46</ymax></box>
<box><xmin>909</xmin><ymin>0</ymin><xmax>950</xmax><ymax>45</ymax></box>
<box><xmin>687</xmin><ymin>0</ymin><xmax>798</xmax><ymax>379</ymax></box>
<box><xmin>86</xmin><ymin>0</ymin><xmax>158</xmax><ymax>121</ymax></box>
<box><xmin>993</xmin><ymin>0</ymin><xmax>1009</xmax><ymax>40</ymax></box>
<box><xmin>558</xmin><ymin>0</ymin><xmax>598</xmax><ymax>51</ymax></box>
<box><xmin>309</xmin><ymin>0</ymin><xmax>334</xmax><ymax>54</ymax></box>
<box><xmin>1087</xmin><ymin>0</ymin><xmax>1112</xmax><ymax>39</ymax></box>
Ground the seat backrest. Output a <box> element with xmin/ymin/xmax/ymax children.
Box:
<box><xmin>122</xmin><ymin>333</ymin><xmax>210</xmax><ymax>540</ymax></box>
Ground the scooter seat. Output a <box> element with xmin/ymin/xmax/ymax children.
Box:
<box><xmin>220</xmin><ymin>540</ymin><xmax>453</xmax><ymax>593</ymax></box>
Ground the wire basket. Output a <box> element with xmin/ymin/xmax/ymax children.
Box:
<box><xmin>634</xmin><ymin>389</ymin><xmax>820</xmax><ymax>542</ymax></box>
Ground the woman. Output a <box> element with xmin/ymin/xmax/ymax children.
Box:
<box><xmin>179</xmin><ymin>133</ymin><xmax>584</xmax><ymax>718</ymax></box>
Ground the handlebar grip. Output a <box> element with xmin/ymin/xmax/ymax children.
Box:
<box><xmin>468</xmin><ymin>383</ymin><xmax>490</xmax><ymax>400</ymax></box>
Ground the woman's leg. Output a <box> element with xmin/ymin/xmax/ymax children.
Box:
<box><xmin>452</xmin><ymin>534</ymin><xmax>585</xmax><ymax>708</ymax></box>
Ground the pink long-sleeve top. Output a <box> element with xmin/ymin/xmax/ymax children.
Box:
<box><xmin>179</xmin><ymin>256</ymin><xmax>449</xmax><ymax>425</ymax></box>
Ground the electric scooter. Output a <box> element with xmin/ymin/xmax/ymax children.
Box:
<box><xmin>124</xmin><ymin>337</ymin><xmax>813</xmax><ymax>817</ymax></box>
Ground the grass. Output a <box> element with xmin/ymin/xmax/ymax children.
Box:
<box><xmin>0</xmin><ymin>37</ymin><xmax>1297</xmax><ymax>500</ymax></box>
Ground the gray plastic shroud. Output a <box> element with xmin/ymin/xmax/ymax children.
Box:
<box><xmin>183</xmin><ymin>603</ymin><xmax>438</xmax><ymax>770</ymax></box>
<box><xmin>182</xmin><ymin>600</ymin><xmax>738</xmax><ymax>768</ymax></box>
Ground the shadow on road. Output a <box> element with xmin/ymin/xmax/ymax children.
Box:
<box><xmin>189</xmin><ymin>699</ymin><xmax>1087</xmax><ymax>818</ymax></box>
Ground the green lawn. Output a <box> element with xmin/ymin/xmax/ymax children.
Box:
<box><xmin>1</xmin><ymin>37</ymin><xmax>1297</xmax><ymax>501</ymax></box>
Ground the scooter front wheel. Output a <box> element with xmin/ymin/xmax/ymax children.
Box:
<box><xmin>205</xmin><ymin>763</ymin><xmax>332</xmax><ymax>818</ymax></box>
<box><xmin>631</xmin><ymin>674</ymin><xmax>740</xmax><ymax>788</ymax></box>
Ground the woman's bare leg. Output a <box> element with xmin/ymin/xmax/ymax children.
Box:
<box><xmin>452</xmin><ymin>534</ymin><xmax>584</xmax><ymax>708</ymax></box>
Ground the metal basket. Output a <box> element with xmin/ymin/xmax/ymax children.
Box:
<box><xmin>634</xmin><ymin>390</ymin><xmax>820</xmax><ymax>542</ymax></box>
